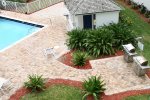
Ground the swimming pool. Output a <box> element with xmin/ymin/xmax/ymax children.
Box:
<box><xmin>0</xmin><ymin>16</ymin><xmax>44</xmax><ymax>52</ymax></box>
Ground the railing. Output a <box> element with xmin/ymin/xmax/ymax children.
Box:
<box><xmin>0</xmin><ymin>0</ymin><xmax>63</xmax><ymax>14</ymax></box>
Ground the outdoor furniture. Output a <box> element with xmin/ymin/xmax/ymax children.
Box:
<box><xmin>122</xmin><ymin>44</ymin><xmax>137</xmax><ymax>63</ymax></box>
<box><xmin>133</xmin><ymin>56</ymin><xmax>150</xmax><ymax>76</ymax></box>
<box><xmin>44</xmin><ymin>46</ymin><xmax>60</xmax><ymax>59</ymax></box>
<box><xmin>0</xmin><ymin>77</ymin><xmax>13</xmax><ymax>94</ymax></box>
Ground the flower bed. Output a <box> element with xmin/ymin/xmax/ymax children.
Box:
<box><xmin>10</xmin><ymin>79</ymin><xmax>150</xmax><ymax>100</ymax></box>
<box><xmin>9</xmin><ymin>79</ymin><xmax>82</xmax><ymax>100</ymax></box>
<box><xmin>58</xmin><ymin>50</ymin><xmax>123</xmax><ymax>70</ymax></box>
<box><xmin>58</xmin><ymin>51</ymin><xmax>92</xmax><ymax>70</ymax></box>
<box><xmin>9</xmin><ymin>79</ymin><xmax>91</xmax><ymax>100</ymax></box>
<box><xmin>97</xmin><ymin>50</ymin><xmax>124</xmax><ymax>59</ymax></box>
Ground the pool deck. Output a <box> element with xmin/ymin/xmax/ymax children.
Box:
<box><xmin>0</xmin><ymin>2</ymin><xmax>150</xmax><ymax>99</ymax></box>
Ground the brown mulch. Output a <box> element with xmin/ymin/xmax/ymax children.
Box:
<box><xmin>9</xmin><ymin>79</ymin><xmax>150</xmax><ymax>100</ymax></box>
<box><xmin>58</xmin><ymin>50</ymin><xmax>124</xmax><ymax>70</ymax></box>
<box><xmin>117</xmin><ymin>0</ymin><xmax>150</xmax><ymax>24</ymax></box>
<box><xmin>97</xmin><ymin>50</ymin><xmax>124</xmax><ymax>59</ymax></box>
<box><xmin>58</xmin><ymin>51</ymin><xmax>92</xmax><ymax>70</ymax></box>
<box><xmin>9</xmin><ymin>79</ymin><xmax>82</xmax><ymax>100</ymax></box>
<box><xmin>9</xmin><ymin>87</ymin><xmax>30</xmax><ymax>100</ymax></box>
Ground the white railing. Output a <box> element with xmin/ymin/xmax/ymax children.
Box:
<box><xmin>0</xmin><ymin>0</ymin><xmax>63</xmax><ymax>14</ymax></box>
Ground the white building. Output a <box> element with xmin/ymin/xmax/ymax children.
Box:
<box><xmin>64</xmin><ymin>0</ymin><xmax>121</xmax><ymax>30</ymax></box>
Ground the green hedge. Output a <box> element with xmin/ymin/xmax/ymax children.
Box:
<box><xmin>66</xmin><ymin>29</ymin><xmax>87</xmax><ymax>50</ymax></box>
<box><xmin>85</xmin><ymin>28</ymin><xmax>114</xmax><ymax>57</ymax></box>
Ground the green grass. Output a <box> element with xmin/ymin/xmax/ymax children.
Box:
<box><xmin>117</xmin><ymin>0</ymin><xmax>150</xmax><ymax>62</ymax></box>
<box><xmin>21</xmin><ymin>85</ymin><xmax>83</xmax><ymax>100</ymax></box>
<box><xmin>123</xmin><ymin>94</ymin><xmax>150</xmax><ymax>100</ymax></box>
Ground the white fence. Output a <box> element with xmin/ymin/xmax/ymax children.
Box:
<box><xmin>0</xmin><ymin>0</ymin><xmax>63</xmax><ymax>14</ymax></box>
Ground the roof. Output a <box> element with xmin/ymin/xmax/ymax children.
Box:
<box><xmin>64</xmin><ymin>0</ymin><xmax>121</xmax><ymax>15</ymax></box>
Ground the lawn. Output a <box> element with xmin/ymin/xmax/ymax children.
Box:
<box><xmin>117</xmin><ymin>0</ymin><xmax>150</xmax><ymax>62</ymax></box>
<box><xmin>21</xmin><ymin>85</ymin><xmax>83</xmax><ymax>100</ymax></box>
<box><xmin>123</xmin><ymin>94</ymin><xmax>150</xmax><ymax>100</ymax></box>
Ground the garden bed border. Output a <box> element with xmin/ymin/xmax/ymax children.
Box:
<box><xmin>10</xmin><ymin>78</ymin><xmax>150</xmax><ymax>100</ymax></box>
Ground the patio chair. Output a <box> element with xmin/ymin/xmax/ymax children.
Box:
<box><xmin>44</xmin><ymin>46</ymin><xmax>60</xmax><ymax>59</ymax></box>
<box><xmin>0</xmin><ymin>77</ymin><xmax>13</xmax><ymax>94</ymax></box>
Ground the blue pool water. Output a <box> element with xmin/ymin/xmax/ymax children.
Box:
<box><xmin>0</xmin><ymin>17</ymin><xmax>43</xmax><ymax>51</ymax></box>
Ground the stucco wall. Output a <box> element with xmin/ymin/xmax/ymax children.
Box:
<box><xmin>75</xmin><ymin>15</ymin><xmax>83</xmax><ymax>29</ymax></box>
<box><xmin>73</xmin><ymin>11</ymin><xmax>120</xmax><ymax>29</ymax></box>
<box><xmin>96</xmin><ymin>11</ymin><xmax>120</xmax><ymax>28</ymax></box>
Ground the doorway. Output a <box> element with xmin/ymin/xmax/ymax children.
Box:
<box><xmin>83</xmin><ymin>15</ymin><xmax>92</xmax><ymax>29</ymax></box>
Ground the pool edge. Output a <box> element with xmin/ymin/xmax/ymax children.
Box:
<box><xmin>0</xmin><ymin>15</ymin><xmax>48</xmax><ymax>53</ymax></box>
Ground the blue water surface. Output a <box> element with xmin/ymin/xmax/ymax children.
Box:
<box><xmin>0</xmin><ymin>18</ymin><xmax>42</xmax><ymax>51</ymax></box>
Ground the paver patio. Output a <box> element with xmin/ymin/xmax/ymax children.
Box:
<box><xmin>91</xmin><ymin>56</ymin><xmax>150</xmax><ymax>95</ymax></box>
<box><xmin>0</xmin><ymin>2</ymin><xmax>150</xmax><ymax>100</ymax></box>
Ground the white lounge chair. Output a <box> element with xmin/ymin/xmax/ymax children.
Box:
<box><xmin>0</xmin><ymin>77</ymin><xmax>13</xmax><ymax>94</ymax></box>
<box><xmin>44</xmin><ymin>46</ymin><xmax>60</xmax><ymax>59</ymax></box>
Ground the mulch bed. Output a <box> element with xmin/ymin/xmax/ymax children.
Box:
<box><xmin>9</xmin><ymin>79</ymin><xmax>82</xmax><ymax>100</ymax></box>
<box><xmin>58</xmin><ymin>50</ymin><xmax>124</xmax><ymax>70</ymax></box>
<box><xmin>9</xmin><ymin>79</ymin><xmax>150</xmax><ymax>100</ymax></box>
<box><xmin>58</xmin><ymin>51</ymin><xmax>92</xmax><ymax>70</ymax></box>
<box><xmin>97</xmin><ymin>50</ymin><xmax>124</xmax><ymax>59</ymax></box>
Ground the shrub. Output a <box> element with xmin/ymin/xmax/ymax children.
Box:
<box><xmin>139</xmin><ymin>5</ymin><xmax>146</xmax><ymax>14</ymax></box>
<box><xmin>106</xmin><ymin>23</ymin><xmax>137</xmax><ymax>49</ymax></box>
<box><xmin>85</xmin><ymin>28</ymin><xmax>114</xmax><ymax>57</ymax></box>
<box><xmin>119</xmin><ymin>12</ymin><xmax>133</xmax><ymax>26</ymax></box>
<box><xmin>66</xmin><ymin>12</ymin><xmax>136</xmax><ymax>57</ymax></box>
<box><xmin>144</xmin><ymin>11</ymin><xmax>150</xmax><ymax>18</ymax></box>
<box><xmin>131</xmin><ymin>2</ymin><xmax>138</xmax><ymax>9</ymax></box>
<box><xmin>82</xmin><ymin>76</ymin><xmax>106</xmax><ymax>100</ymax></box>
<box><xmin>66</xmin><ymin>29</ymin><xmax>87</xmax><ymax>50</ymax></box>
<box><xmin>24</xmin><ymin>74</ymin><xmax>45</xmax><ymax>92</ymax></box>
<box><xmin>72</xmin><ymin>51</ymin><xmax>88</xmax><ymax>66</ymax></box>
